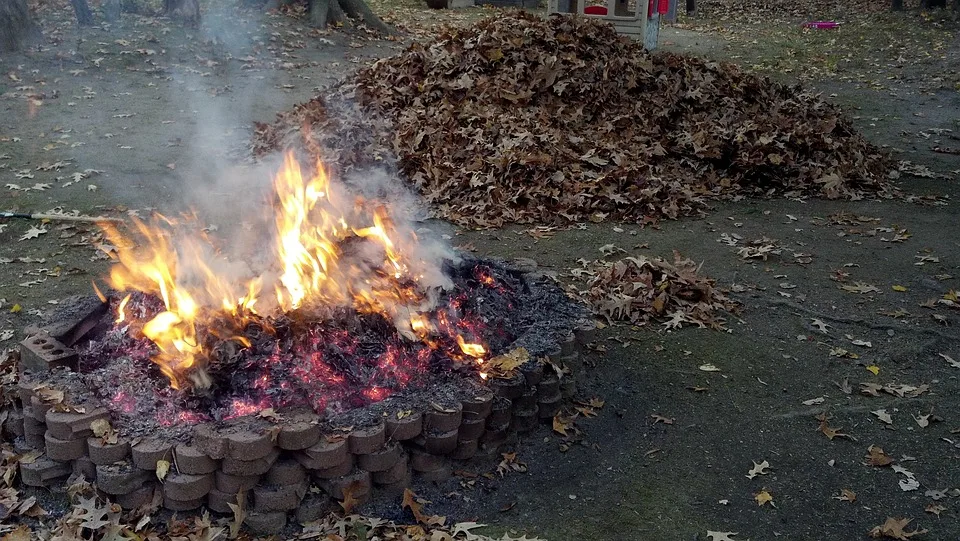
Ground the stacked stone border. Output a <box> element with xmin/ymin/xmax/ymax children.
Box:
<box><xmin>3</xmin><ymin>319</ymin><xmax>596</xmax><ymax>535</ymax></box>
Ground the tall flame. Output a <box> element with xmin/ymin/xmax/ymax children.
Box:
<box><xmin>100</xmin><ymin>152</ymin><xmax>485</xmax><ymax>390</ymax></box>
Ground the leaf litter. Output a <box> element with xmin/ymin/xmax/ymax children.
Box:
<box><xmin>254</xmin><ymin>14</ymin><xmax>894</xmax><ymax>229</ymax></box>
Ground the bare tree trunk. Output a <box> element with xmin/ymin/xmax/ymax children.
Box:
<box><xmin>104</xmin><ymin>0</ymin><xmax>122</xmax><ymax>21</ymax></box>
<box><xmin>71</xmin><ymin>0</ymin><xmax>94</xmax><ymax>25</ymax></box>
<box><xmin>0</xmin><ymin>0</ymin><xmax>36</xmax><ymax>52</ymax></box>
<box><xmin>310</xmin><ymin>0</ymin><xmax>329</xmax><ymax>27</ymax></box>
<box><xmin>164</xmin><ymin>0</ymin><xmax>201</xmax><ymax>25</ymax></box>
<box><xmin>336</xmin><ymin>0</ymin><xmax>394</xmax><ymax>35</ymax></box>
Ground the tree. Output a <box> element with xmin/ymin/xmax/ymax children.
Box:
<box><xmin>164</xmin><ymin>0</ymin><xmax>201</xmax><ymax>24</ymax></box>
<box><xmin>104</xmin><ymin>0</ymin><xmax>122</xmax><ymax>22</ymax></box>
<box><xmin>254</xmin><ymin>0</ymin><xmax>394</xmax><ymax>34</ymax></box>
<box><xmin>0</xmin><ymin>0</ymin><xmax>36</xmax><ymax>52</ymax></box>
<box><xmin>71</xmin><ymin>0</ymin><xmax>94</xmax><ymax>25</ymax></box>
<box><xmin>316</xmin><ymin>0</ymin><xmax>393</xmax><ymax>35</ymax></box>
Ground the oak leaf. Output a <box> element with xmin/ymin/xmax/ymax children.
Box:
<box><xmin>402</xmin><ymin>488</ymin><xmax>446</xmax><ymax>527</ymax></box>
<box><xmin>868</xmin><ymin>517</ymin><xmax>927</xmax><ymax>539</ymax></box>
<box><xmin>338</xmin><ymin>480</ymin><xmax>363</xmax><ymax>514</ymax></box>
<box><xmin>746</xmin><ymin>460</ymin><xmax>771</xmax><ymax>479</ymax></box>
<box><xmin>754</xmin><ymin>489</ymin><xmax>774</xmax><ymax>507</ymax></box>
<box><xmin>865</xmin><ymin>445</ymin><xmax>894</xmax><ymax>467</ymax></box>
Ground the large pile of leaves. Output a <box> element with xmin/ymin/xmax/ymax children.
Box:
<box><xmin>254</xmin><ymin>13</ymin><xmax>894</xmax><ymax>228</ymax></box>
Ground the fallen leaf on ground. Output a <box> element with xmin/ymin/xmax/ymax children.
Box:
<box><xmin>754</xmin><ymin>489</ymin><xmax>774</xmax><ymax>507</ymax></box>
<box><xmin>924</xmin><ymin>503</ymin><xmax>946</xmax><ymax>517</ymax></box>
<box><xmin>818</xmin><ymin>415</ymin><xmax>853</xmax><ymax>441</ymax></box>
<box><xmin>18</xmin><ymin>226</ymin><xmax>47</xmax><ymax>241</ymax></box>
<box><xmin>872</xmin><ymin>409</ymin><xmax>894</xmax><ymax>425</ymax></box>
<box><xmin>868</xmin><ymin>517</ymin><xmax>927</xmax><ymax>539</ymax></box>
<box><xmin>402</xmin><ymin>488</ymin><xmax>446</xmax><ymax>527</ymax></box>
<box><xmin>834</xmin><ymin>488</ymin><xmax>857</xmax><ymax>502</ymax></box>
<box><xmin>865</xmin><ymin>445</ymin><xmax>894</xmax><ymax>467</ymax></box>
<box><xmin>746</xmin><ymin>460</ymin><xmax>771</xmax><ymax>479</ymax></box>
<box><xmin>939</xmin><ymin>352</ymin><xmax>960</xmax><ymax>369</ymax></box>
<box><xmin>706</xmin><ymin>532</ymin><xmax>739</xmax><ymax>541</ymax></box>
<box><xmin>338</xmin><ymin>480</ymin><xmax>363</xmax><ymax>514</ymax></box>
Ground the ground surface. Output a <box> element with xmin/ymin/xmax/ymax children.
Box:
<box><xmin>2</xmin><ymin>1</ymin><xmax>960</xmax><ymax>540</ymax></box>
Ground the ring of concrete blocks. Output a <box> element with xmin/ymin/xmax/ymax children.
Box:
<box><xmin>3</xmin><ymin>320</ymin><xmax>595</xmax><ymax>536</ymax></box>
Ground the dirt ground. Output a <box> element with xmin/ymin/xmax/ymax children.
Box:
<box><xmin>2</xmin><ymin>1</ymin><xmax>960</xmax><ymax>540</ymax></box>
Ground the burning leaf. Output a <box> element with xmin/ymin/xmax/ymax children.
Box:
<box><xmin>155</xmin><ymin>459</ymin><xmax>170</xmax><ymax>481</ymax></box>
<box><xmin>402</xmin><ymin>489</ymin><xmax>446</xmax><ymax>527</ymax></box>
<box><xmin>868</xmin><ymin>517</ymin><xmax>928</xmax><ymax>539</ymax></box>
<box><xmin>865</xmin><ymin>445</ymin><xmax>894</xmax><ymax>467</ymax></box>
<box><xmin>754</xmin><ymin>489</ymin><xmax>774</xmax><ymax>507</ymax></box>
<box><xmin>746</xmin><ymin>460</ymin><xmax>771</xmax><ymax>479</ymax></box>
<box><xmin>834</xmin><ymin>489</ymin><xmax>857</xmax><ymax>503</ymax></box>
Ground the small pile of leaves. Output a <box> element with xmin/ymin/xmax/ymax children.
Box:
<box><xmin>577</xmin><ymin>252</ymin><xmax>737</xmax><ymax>329</ymax></box>
<box><xmin>254</xmin><ymin>13</ymin><xmax>894</xmax><ymax>228</ymax></box>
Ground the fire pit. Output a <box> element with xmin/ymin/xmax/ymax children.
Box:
<box><xmin>4</xmin><ymin>154</ymin><xmax>591</xmax><ymax>535</ymax></box>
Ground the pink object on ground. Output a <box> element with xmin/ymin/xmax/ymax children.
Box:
<box><xmin>802</xmin><ymin>21</ymin><xmax>840</xmax><ymax>29</ymax></box>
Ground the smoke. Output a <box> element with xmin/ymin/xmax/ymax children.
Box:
<box><xmin>105</xmin><ymin>4</ymin><xmax>457</xmax><ymax>330</ymax></box>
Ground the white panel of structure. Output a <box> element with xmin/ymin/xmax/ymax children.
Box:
<box><xmin>546</xmin><ymin>0</ymin><xmax>648</xmax><ymax>44</ymax></box>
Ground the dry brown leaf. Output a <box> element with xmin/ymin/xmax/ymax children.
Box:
<box><xmin>868</xmin><ymin>517</ymin><xmax>928</xmax><ymax>539</ymax></box>
<box><xmin>865</xmin><ymin>445</ymin><xmax>894</xmax><ymax>467</ymax></box>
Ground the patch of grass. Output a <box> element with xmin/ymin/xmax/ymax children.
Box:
<box><xmin>682</xmin><ymin>8</ymin><xmax>959</xmax><ymax>90</ymax></box>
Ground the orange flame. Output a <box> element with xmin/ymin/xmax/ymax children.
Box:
<box><xmin>115</xmin><ymin>294</ymin><xmax>131</xmax><ymax>324</ymax></box>
<box><xmin>99</xmin><ymin>151</ymin><xmax>484</xmax><ymax>390</ymax></box>
<box><xmin>457</xmin><ymin>335</ymin><xmax>487</xmax><ymax>358</ymax></box>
